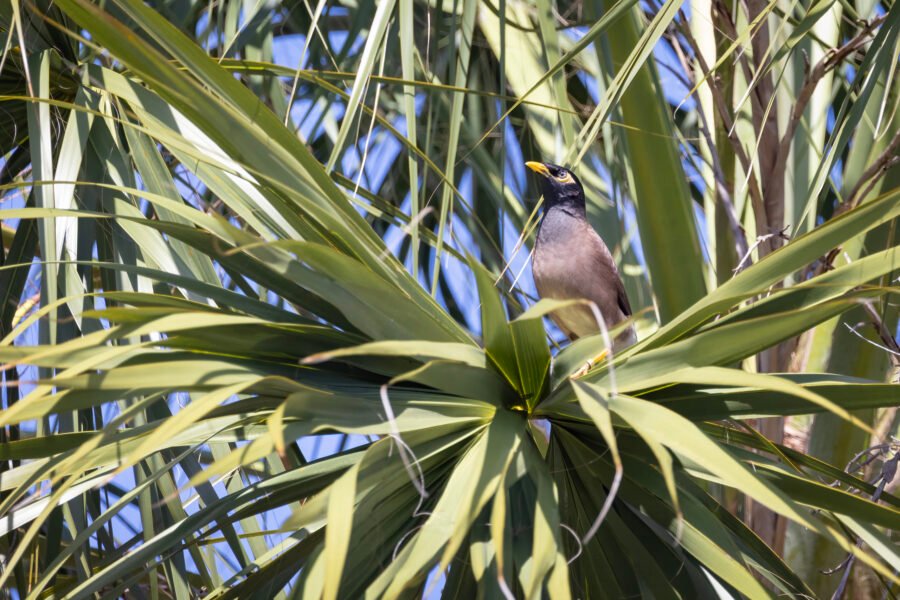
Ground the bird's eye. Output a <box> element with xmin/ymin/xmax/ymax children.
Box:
<box><xmin>555</xmin><ymin>170</ymin><xmax>571</xmax><ymax>181</ymax></box>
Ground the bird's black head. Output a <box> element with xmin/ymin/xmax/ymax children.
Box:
<box><xmin>525</xmin><ymin>161</ymin><xmax>585</xmax><ymax>212</ymax></box>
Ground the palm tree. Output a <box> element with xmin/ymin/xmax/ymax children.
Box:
<box><xmin>0</xmin><ymin>0</ymin><xmax>898</xmax><ymax>597</ymax></box>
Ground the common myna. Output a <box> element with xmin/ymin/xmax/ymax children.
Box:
<box><xmin>526</xmin><ymin>161</ymin><xmax>636</xmax><ymax>366</ymax></box>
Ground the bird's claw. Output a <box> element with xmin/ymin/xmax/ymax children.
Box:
<box><xmin>573</xmin><ymin>360</ymin><xmax>593</xmax><ymax>378</ymax></box>
<box><xmin>571</xmin><ymin>349</ymin><xmax>609</xmax><ymax>379</ymax></box>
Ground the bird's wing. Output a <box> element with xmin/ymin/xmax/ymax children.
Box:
<box><xmin>615</xmin><ymin>272</ymin><xmax>632</xmax><ymax>317</ymax></box>
<box><xmin>583</xmin><ymin>226</ymin><xmax>631</xmax><ymax>321</ymax></box>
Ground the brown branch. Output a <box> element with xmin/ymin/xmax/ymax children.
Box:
<box><xmin>769</xmin><ymin>15</ymin><xmax>890</xmax><ymax>216</ymax></box>
<box><xmin>842</xmin><ymin>156</ymin><xmax>900</xmax><ymax>216</ymax></box>
<box><xmin>713</xmin><ymin>0</ymin><xmax>763</xmax><ymax>107</ymax></box>
<box><xmin>711</xmin><ymin>0</ymin><xmax>783</xmax><ymax>253</ymax></box>
<box><xmin>665</xmin><ymin>24</ymin><xmax>751</xmax><ymax>263</ymax></box>
<box><xmin>675</xmin><ymin>12</ymin><xmax>771</xmax><ymax>257</ymax></box>
<box><xmin>844</xmin><ymin>128</ymin><xmax>900</xmax><ymax>209</ymax></box>
<box><xmin>861</xmin><ymin>301</ymin><xmax>900</xmax><ymax>368</ymax></box>
<box><xmin>745</xmin><ymin>0</ymin><xmax>783</xmax><ymax>248</ymax></box>
<box><xmin>807</xmin><ymin>132</ymin><xmax>899</xmax><ymax>279</ymax></box>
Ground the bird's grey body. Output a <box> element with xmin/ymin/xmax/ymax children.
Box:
<box><xmin>527</xmin><ymin>161</ymin><xmax>636</xmax><ymax>350</ymax></box>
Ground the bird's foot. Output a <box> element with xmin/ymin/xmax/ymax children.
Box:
<box><xmin>572</xmin><ymin>349</ymin><xmax>609</xmax><ymax>378</ymax></box>
<box><xmin>572</xmin><ymin>362</ymin><xmax>591</xmax><ymax>378</ymax></box>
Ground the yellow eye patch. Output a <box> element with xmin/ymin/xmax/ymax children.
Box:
<box><xmin>555</xmin><ymin>171</ymin><xmax>574</xmax><ymax>184</ymax></box>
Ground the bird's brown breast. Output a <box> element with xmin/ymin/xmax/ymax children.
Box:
<box><xmin>532</xmin><ymin>209</ymin><xmax>632</xmax><ymax>342</ymax></box>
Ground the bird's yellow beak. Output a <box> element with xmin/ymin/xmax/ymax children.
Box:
<box><xmin>525</xmin><ymin>161</ymin><xmax>551</xmax><ymax>177</ymax></box>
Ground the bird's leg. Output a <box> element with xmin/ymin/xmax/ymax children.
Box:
<box><xmin>573</xmin><ymin>348</ymin><xmax>609</xmax><ymax>378</ymax></box>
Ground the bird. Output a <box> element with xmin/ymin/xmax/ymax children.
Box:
<box><xmin>525</xmin><ymin>161</ymin><xmax>636</xmax><ymax>373</ymax></box>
